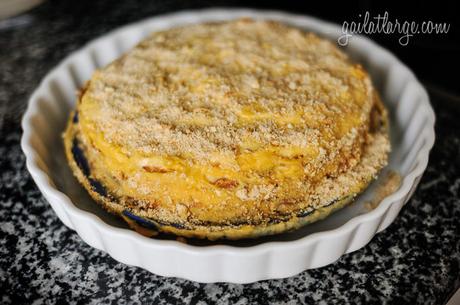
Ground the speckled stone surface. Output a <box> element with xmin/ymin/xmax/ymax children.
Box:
<box><xmin>1</xmin><ymin>1</ymin><xmax>459</xmax><ymax>304</ymax></box>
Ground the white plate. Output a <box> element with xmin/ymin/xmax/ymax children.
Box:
<box><xmin>21</xmin><ymin>9</ymin><xmax>435</xmax><ymax>283</ymax></box>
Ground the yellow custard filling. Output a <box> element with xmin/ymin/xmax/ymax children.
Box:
<box><xmin>79</xmin><ymin>96</ymin><xmax>321</xmax><ymax>207</ymax></box>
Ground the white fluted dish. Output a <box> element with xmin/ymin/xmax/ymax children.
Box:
<box><xmin>21</xmin><ymin>9</ymin><xmax>435</xmax><ymax>283</ymax></box>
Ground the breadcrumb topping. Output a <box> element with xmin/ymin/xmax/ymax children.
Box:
<box><xmin>82</xmin><ymin>19</ymin><xmax>373</xmax><ymax>166</ymax></box>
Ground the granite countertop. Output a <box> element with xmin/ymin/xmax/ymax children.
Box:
<box><xmin>1</xmin><ymin>1</ymin><xmax>459</xmax><ymax>304</ymax></box>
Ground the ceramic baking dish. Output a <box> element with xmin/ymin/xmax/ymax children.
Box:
<box><xmin>21</xmin><ymin>9</ymin><xmax>435</xmax><ymax>283</ymax></box>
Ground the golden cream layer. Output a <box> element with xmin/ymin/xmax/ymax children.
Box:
<box><xmin>77</xmin><ymin>96</ymin><xmax>370</xmax><ymax>224</ymax></box>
